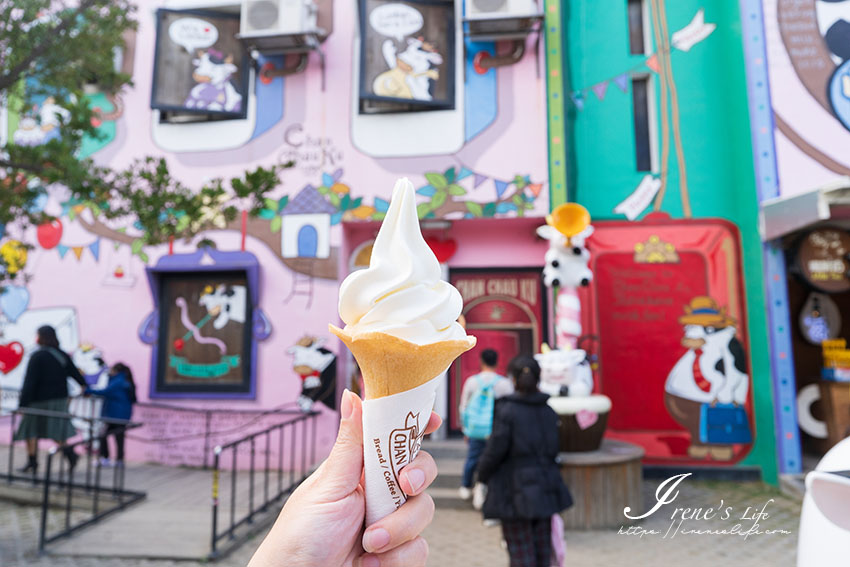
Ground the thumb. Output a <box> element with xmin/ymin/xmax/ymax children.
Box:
<box><xmin>316</xmin><ymin>389</ymin><xmax>363</xmax><ymax>498</ymax></box>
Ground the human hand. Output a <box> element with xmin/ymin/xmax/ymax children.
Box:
<box><xmin>248</xmin><ymin>390</ymin><xmax>440</xmax><ymax>567</ymax></box>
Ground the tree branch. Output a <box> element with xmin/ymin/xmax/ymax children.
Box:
<box><xmin>74</xmin><ymin>215</ymin><xmax>135</xmax><ymax>245</ymax></box>
<box><xmin>0</xmin><ymin>0</ymin><xmax>99</xmax><ymax>92</ymax></box>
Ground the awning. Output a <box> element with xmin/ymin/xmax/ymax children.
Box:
<box><xmin>760</xmin><ymin>177</ymin><xmax>850</xmax><ymax>241</ymax></box>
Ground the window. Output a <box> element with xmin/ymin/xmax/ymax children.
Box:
<box><xmin>631</xmin><ymin>75</ymin><xmax>653</xmax><ymax>172</ymax></box>
<box><xmin>358</xmin><ymin>0</ymin><xmax>455</xmax><ymax>114</ymax></box>
<box><xmin>151</xmin><ymin>9</ymin><xmax>250</xmax><ymax>121</ymax></box>
<box><xmin>627</xmin><ymin>0</ymin><xmax>647</xmax><ymax>55</ymax></box>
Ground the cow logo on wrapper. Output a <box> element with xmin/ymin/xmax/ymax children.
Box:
<box><xmin>389</xmin><ymin>412</ymin><xmax>425</xmax><ymax>503</ymax></box>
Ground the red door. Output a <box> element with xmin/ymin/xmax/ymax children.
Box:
<box><xmin>450</xmin><ymin>329</ymin><xmax>520</xmax><ymax>431</ymax></box>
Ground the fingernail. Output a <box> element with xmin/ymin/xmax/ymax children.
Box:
<box><xmin>363</xmin><ymin>527</ymin><xmax>390</xmax><ymax>552</ymax></box>
<box><xmin>358</xmin><ymin>555</ymin><xmax>380</xmax><ymax>567</ymax></box>
<box><xmin>404</xmin><ymin>468</ymin><xmax>426</xmax><ymax>493</ymax></box>
<box><xmin>340</xmin><ymin>389</ymin><xmax>353</xmax><ymax>420</ymax></box>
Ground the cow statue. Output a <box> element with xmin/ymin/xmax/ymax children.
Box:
<box><xmin>72</xmin><ymin>343</ymin><xmax>109</xmax><ymax>389</ymax></box>
<box><xmin>535</xmin><ymin>343</ymin><xmax>611</xmax><ymax>452</ymax></box>
<box><xmin>184</xmin><ymin>49</ymin><xmax>243</xmax><ymax>113</ymax></box>
<box><xmin>287</xmin><ymin>336</ymin><xmax>337</xmax><ymax>412</ymax></box>
<box><xmin>664</xmin><ymin>296</ymin><xmax>751</xmax><ymax>461</ymax></box>
<box><xmin>199</xmin><ymin>284</ymin><xmax>247</xmax><ymax>330</ymax></box>
<box><xmin>536</xmin><ymin>222</ymin><xmax>593</xmax><ymax>349</ymax></box>
<box><xmin>798</xmin><ymin>437</ymin><xmax>850</xmax><ymax>566</ymax></box>
<box><xmin>373</xmin><ymin>37</ymin><xmax>443</xmax><ymax>101</ymax></box>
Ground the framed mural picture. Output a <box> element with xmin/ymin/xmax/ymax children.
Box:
<box><xmin>151</xmin><ymin>9</ymin><xmax>249</xmax><ymax>119</ymax></box>
<box><xmin>358</xmin><ymin>0</ymin><xmax>455</xmax><ymax>114</ymax></box>
<box><xmin>155</xmin><ymin>271</ymin><xmax>253</xmax><ymax>396</ymax></box>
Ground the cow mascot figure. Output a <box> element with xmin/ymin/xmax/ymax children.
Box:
<box><xmin>664</xmin><ymin>296</ymin><xmax>751</xmax><ymax>461</ymax></box>
<box><xmin>536</xmin><ymin>203</ymin><xmax>594</xmax><ymax>349</ymax></box>
<box><xmin>287</xmin><ymin>336</ymin><xmax>337</xmax><ymax>412</ymax></box>
<box><xmin>535</xmin><ymin>203</ymin><xmax>611</xmax><ymax>451</ymax></box>
<box><xmin>184</xmin><ymin>49</ymin><xmax>243</xmax><ymax>113</ymax></box>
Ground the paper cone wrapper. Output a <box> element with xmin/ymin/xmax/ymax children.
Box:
<box><xmin>329</xmin><ymin>325</ymin><xmax>475</xmax><ymax>523</ymax></box>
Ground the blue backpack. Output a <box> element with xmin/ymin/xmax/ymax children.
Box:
<box><xmin>462</xmin><ymin>374</ymin><xmax>497</xmax><ymax>439</ymax></box>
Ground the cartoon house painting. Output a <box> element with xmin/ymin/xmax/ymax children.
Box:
<box><xmin>280</xmin><ymin>185</ymin><xmax>335</xmax><ymax>259</ymax></box>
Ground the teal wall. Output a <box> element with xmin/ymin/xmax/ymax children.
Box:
<box><xmin>562</xmin><ymin>1</ymin><xmax>777</xmax><ymax>483</ymax></box>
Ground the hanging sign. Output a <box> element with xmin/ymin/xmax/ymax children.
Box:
<box><xmin>795</xmin><ymin>229</ymin><xmax>850</xmax><ymax>293</ymax></box>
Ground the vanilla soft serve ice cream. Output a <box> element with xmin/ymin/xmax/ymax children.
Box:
<box><xmin>330</xmin><ymin>177</ymin><xmax>475</xmax><ymax>525</ymax></box>
<box><xmin>338</xmin><ymin>177</ymin><xmax>467</xmax><ymax>345</ymax></box>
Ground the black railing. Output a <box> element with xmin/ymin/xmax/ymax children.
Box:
<box><xmin>39</xmin><ymin>429</ymin><xmax>145</xmax><ymax>551</ymax></box>
<box><xmin>210</xmin><ymin>410</ymin><xmax>319</xmax><ymax>559</ymax></box>
<box><xmin>5</xmin><ymin>400</ymin><xmax>133</xmax><ymax>488</ymax></box>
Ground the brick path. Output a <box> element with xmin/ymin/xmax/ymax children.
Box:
<box><xmin>1</xmin><ymin>478</ymin><xmax>800</xmax><ymax>567</ymax></box>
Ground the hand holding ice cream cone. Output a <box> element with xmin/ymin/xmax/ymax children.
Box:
<box><xmin>331</xmin><ymin>177</ymin><xmax>476</xmax><ymax>524</ymax></box>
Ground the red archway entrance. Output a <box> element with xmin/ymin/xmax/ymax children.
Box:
<box><xmin>449</xmin><ymin>269</ymin><xmax>547</xmax><ymax>433</ymax></box>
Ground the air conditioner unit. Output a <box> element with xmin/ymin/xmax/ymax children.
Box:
<box><xmin>465</xmin><ymin>0</ymin><xmax>538</xmax><ymax>19</ymax></box>
<box><xmin>240</xmin><ymin>0</ymin><xmax>318</xmax><ymax>36</ymax></box>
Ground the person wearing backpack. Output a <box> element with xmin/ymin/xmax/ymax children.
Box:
<box><xmin>459</xmin><ymin>348</ymin><xmax>513</xmax><ymax>502</ymax></box>
<box><xmin>477</xmin><ymin>355</ymin><xmax>573</xmax><ymax>567</ymax></box>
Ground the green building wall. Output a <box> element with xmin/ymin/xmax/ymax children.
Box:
<box><xmin>559</xmin><ymin>0</ymin><xmax>777</xmax><ymax>483</ymax></box>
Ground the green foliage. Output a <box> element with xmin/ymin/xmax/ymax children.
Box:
<box><xmin>0</xmin><ymin>0</ymin><xmax>289</xmax><ymax>274</ymax></box>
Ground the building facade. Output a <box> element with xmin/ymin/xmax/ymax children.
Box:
<box><xmin>0</xmin><ymin>0</ymin><xmax>561</xmax><ymax>463</ymax></box>
<box><xmin>561</xmin><ymin>0</ymin><xmax>778</xmax><ymax>481</ymax></box>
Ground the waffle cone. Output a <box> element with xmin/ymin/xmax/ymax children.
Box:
<box><xmin>329</xmin><ymin>324</ymin><xmax>476</xmax><ymax>399</ymax></box>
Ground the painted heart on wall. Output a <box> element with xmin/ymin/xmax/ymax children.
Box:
<box><xmin>0</xmin><ymin>342</ymin><xmax>24</xmax><ymax>374</ymax></box>
<box><xmin>0</xmin><ymin>285</ymin><xmax>30</xmax><ymax>323</ymax></box>
<box><xmin>425</xmin><ymin>237</ymin><xmax>458</xmax><ymax>264</ymax></box>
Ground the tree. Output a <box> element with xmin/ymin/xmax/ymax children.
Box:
<box><xmin>0</xmin><ymin>0</ymin><xmax>285</xmax><ymax>280</ymax></box>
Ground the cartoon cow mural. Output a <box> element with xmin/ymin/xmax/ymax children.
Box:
<box><xmin>72</xmin><ymin>343</ymin><xmax>109</xmax><ymax>388</ymax></box>
<box><xmin>184</xmin><ymin>49</ymin><xmax>243</xmax><ymax>113</ymax></box>
<box><xmin>287</xmin><ymin>336</ymin><xmax>337</xmax><ymax>412</ymax></box>
<box><xmin>536</xmin><ymin>223</ymin><xmax>594</xmax><ymax>349</ymax></box>
<box><xmin>198</xmin><ymin>284</ymin><xmax>247</xmax><ymax>329</ymax></box>
<box><xmin>664</xmin><ymin>296</ymin><xmax>751</xmax><ymax>461</ymax></box>
<box><xmin>373</xmin><ymin>37</ymin><xmax>443</xmax><ymax>101</ymax></box>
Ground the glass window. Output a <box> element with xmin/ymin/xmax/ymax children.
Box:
<box><xmin>358</xmin><ymin>0</ymin><xmax>455</xmax><ymax>114</ymax></box>
<box><xmin>631</xmin><ymin>76</ymin><xmax>652</xmax><ymax>172</ymax></box>
<box><xmin>627</xmin><ymin>0</ymin><xmax>646</xmax><ymax>55</ymax></box>
<box><xmin>151</xmin><ymin>9</ymin><xmax>250</xmax><ymax>120</ymax></box>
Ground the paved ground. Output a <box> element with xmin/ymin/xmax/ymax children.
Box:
<box><xmin>1</xmin><ymin>477</ymin><xmax>801</xmax><ymax>567</ymax></box>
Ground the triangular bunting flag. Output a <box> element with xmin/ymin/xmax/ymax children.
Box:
<box><xmin>457</xmin><ymin>167</ymin><xmax>473</xmax><ymax>181</ymax></box>
<box><xmin>494</xmin><ymin>180</ymin><xmax>510</xmax><ymax>199</ymax></box>
<box><xmin>614</xmin><ymin>73</ymin><xmax>630</xmax><ymax>92</ymax></box>
<box><xmin>89</xmin><ymin>239</ymin><xmax>100</xmax><ymax>261</ymax></box>
<box><xmin>72</xmin><ymin>247</ymin><xmax>84</xmax><ymax>260</ymax></box>
<box><xmin>570</xmin><ymin>92</ymin><xmax>585</xmax><ymax>111</ymax></box>
<box><xmin>57</xmin><ymin>244</ymin><xmax>69</xmax><ymax>258</ymax></box>
<box><xmin>592</xmin><ymin>81</ymin><xmax>609</xmax><ymax>101</ymax></box>
<box><xmin>528</xmin><ymin>183</ymin><xmax>543</xmax><ymax>197</ymax></box>
<box><xmin>646</xmin><ymin>54</ymin><xmax>660</xmax><ymax>73</ymax></box>
<box><xmin>473</xmin><ymin>173</ymin><xmax>488</xmax><ymax>189</ymax></box>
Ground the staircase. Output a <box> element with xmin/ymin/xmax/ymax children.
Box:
<box><xmin>422</xmin><ymin>439</ymin><xmax>475</xmax><ymax>511</ymax></box>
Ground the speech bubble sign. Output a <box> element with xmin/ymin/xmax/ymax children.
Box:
<box><xmin>169</xmin><ymin>17</ymin><xmax>218</xmax><ymax>54</ymax></box>
<box><xmin>369</xmin><ymin>3</ymin><xmax>423</xmax><ymax>42</ymax></box>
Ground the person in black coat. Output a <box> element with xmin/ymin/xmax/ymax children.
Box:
<box><xmin>477</xmin><ymin>355</ymin><xmax>572</xmax><ymax>567</ymax></box>
<box><xmin>15</xmin><ymin>325</ymin><xmax>87</xmax><ymax>474</ymax></box>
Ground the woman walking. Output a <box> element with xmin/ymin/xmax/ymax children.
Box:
<box><xmin>86</xmin><ymin>362</ymin><xmax>136</xmax><ymax>466</ymax></box>
<box><xmin>15</xmin><ymin>325</ymin><xmax>88</xmax><ymax>474</ymax></box>
<box><xmin>477</xmin><ymin>355</ymin><xmax>573</xmax><ymax>567</ymax></box>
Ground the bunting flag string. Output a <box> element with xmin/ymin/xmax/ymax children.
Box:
<box><xmin>567</xmin><ymin>8</ymin><xmax>715</xmax><ymax>112</ymax></box>
<box><xmin>56</xmin><ymin>239</ymin><xmax>101</xmax><ymax>262</ymax></box>
<box><xmin>494</xmin><ymin>179</ymin><xmax>510</xmax><ymax>198</ymax></box>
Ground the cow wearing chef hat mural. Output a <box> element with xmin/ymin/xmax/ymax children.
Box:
<box><xmin>664</xmin><ymin>296</ymin><xmax>752</xmax><ymax>461</ymax></box>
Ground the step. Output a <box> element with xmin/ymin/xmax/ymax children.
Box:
<box><xmin>422</xmin><ymin>439</ymin><xmax>468</xmax><ymax>460</ymax></box>
<box><xmin>431</xmin><ymin>457</ymin><xmax>464</xmax><ymax>489</ymax></box>
<box><xmin>427</xmin><ymin>486</ymin><xmax>478</xmax><ymax>511</ymax></box>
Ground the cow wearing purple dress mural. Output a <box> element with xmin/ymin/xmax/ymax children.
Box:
<box><xmin>184</xmin><ymin>49</ymin><xmax>242</xmax><ymax>113</ymax></box>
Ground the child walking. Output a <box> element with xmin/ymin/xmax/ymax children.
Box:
<box><xmin>86</xmin><ymin>362</ymin><xmax>136</xmax><ymax>466</ymax></box>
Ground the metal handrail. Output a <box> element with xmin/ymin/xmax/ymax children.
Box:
<box><xmin>38</xmin><ymin>427</ymin><xmax>146</xmax><ymax>552</ymax></box>
<box><xmin>6</xmin><ymin>401</ymin><xmax>142</xmax><ymax>487</ymax></box>
<box><xmin>210</xmin><ymin>410</ymin><xmax>319</xmax><ymax>559</ymax></box>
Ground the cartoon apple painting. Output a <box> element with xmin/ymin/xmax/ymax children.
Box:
<box><xmin>37</xmin><ymin>218</ymin><xmax>63</xmax><ymax>250</ymax></box>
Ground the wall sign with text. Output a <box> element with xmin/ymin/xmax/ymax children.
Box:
<box><xmin>794</xmin><ymin>229</ymin><xmax>850</xmax><ymax>294</ymax></box>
